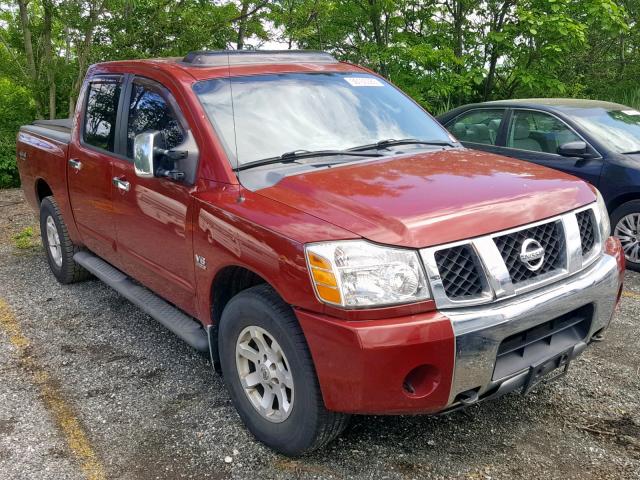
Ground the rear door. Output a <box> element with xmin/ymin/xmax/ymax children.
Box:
<box><xmin>499</xmin><ymin>109</ymin><xmax>604</xmax><ymax>186</ymax></box>
<box><xmin>67</xmin><ymin>75</ymin><xmax>124</xmax><ymax>262</ymax></box>
<box><xmin>443</xmin><ymin>108</ymin><xmax>508</xmax><ymax>155</ymax></box>
<box><xmin>110</xmin><ymin>76</ymin><xmax>198</xmax><ymax>314</ymax></box>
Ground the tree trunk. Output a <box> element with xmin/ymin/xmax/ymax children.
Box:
<box><xmin>42</xmin><ymin>0</ymin><xmax>56</xmax><ymax>119</ymax></box>
<box><xmin>453</xmin><ymin>3</ymin><xmax>463</xmax><ymax>60</ymax></box>
<box><xmin>17</xmin><ymin>0</ymin><xmax>43</xmax><ymax>118</ymax></box>
<box><xmin>287</xmin><ymin>0</ymin><xmax>294</xmax><ymax>49</ymax></box>
<box><xmin>69</xmin><ymin>2</ymin><xmax>105</xmax><ymax>117</ymax></box>
<box><xmin>454</xmin><ymin>2</ymin><xmax>464</xmax><ymax>103</ymax></box>
<box><xmin>236</xmin><ymin>1</ymin><xmax>250</xmax><ymax>50</ymax></box>
<box><xmin>233</xmin><ymin>1</ymin><xmax>269</xmax><ymax>50</ymax></box>
<box><xmin>483</xmin><ymin>1</ymin><xmax>512</xmax><ymax>100</ymax></box>
<box><xmin>618</xmin><ymin>34</ymin><xmax>626</xmax><ymax>78</ymax></box>
<box><xmin>367</xmin><ymin>0</ymin><xmax>388</xmax><ymax>76</ymax></box>
<box><xmin>444</xmin><ymin>0</ymin><xmax>468</xmax><ymax>104</ymax></box>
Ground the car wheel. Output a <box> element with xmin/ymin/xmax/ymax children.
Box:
<box><xmin>218</xmin><ymin>284</ymin><xmax>350</xmax><ymax>456</ymax></box>
<box><xmin>611</xmin><ymin>200</ymin><xmax>640</xmax><ymax>272</ymax></box>
<box><xmin>39</xmin><ymin>196</ymin><xmax>91</xmax><ymax>284</ymax></box>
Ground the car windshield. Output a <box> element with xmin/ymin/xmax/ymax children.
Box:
<box><xmin>193</xmin><ymin>72</ymin><xmax>454</xmax><ymax>167</ymax></box>
<box><xmin>568</xmin><ymin>107</ymin><xmax>640</xmax><ymax>154</ymax></box>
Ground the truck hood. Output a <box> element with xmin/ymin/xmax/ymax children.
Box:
<box><xmin>256</xmin><ymin>148</ymin><xmax>596</xmax><ymax>248</ymax></box>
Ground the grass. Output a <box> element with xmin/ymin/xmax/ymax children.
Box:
<box><xmin>428</xmin><ymin>96</ymin><xmax>456</xmax><ymax>116</ymax></box>
<box><xmin>12</xmin><ymin>226</ymin><xmax>38</xmax><ymax>250</ymax></box>
<box><xmin>603</xmin><ymin>88</ymin><xmax>640</xmax><ymax>109</ymax></box>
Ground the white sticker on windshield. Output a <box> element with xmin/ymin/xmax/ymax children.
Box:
<box><xmin>344</xmin><ymin>77</ymin><xmax>384</xmax><ymax>87</ymax></box>
<box><xmin>622</xmin><ymin>109</ymin><xmax>640</xmax><ymax>116</ymax></box>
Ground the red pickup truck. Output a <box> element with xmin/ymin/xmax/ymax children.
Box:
<box><xmin>17</xmin><ymin>50</ymin><xmax>625</xmax><ymax>456</ymax></box>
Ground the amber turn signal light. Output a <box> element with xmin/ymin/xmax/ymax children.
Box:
<box><xmin>305</xmin><ymin>251</ymin><xmax>342</xmax><ymax>305</ymax></box>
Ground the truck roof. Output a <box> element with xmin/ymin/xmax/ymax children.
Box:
<box><xmin>183</xmin><ymin>50</ymin><xmax>337</xmax><ymax>66</ymax></box>
<box><xmin>92</xmin><ymin>50</ymin><xmax>369</xmax><ymax>82</ymax></box>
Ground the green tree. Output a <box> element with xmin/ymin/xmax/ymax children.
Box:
<box><xmin>0</xmin><ymin>0</ymin><xmax>268</xmax><ymax>187</ymax></box>
<box><xmin>0</xmin><ymin>77</ymin><xmax>35</xmax><ymax>188</ymax></box>
<box><xmin>0</xmin><ymin>0</ymin><xmax>638</xmax><ymax>189</ymax></box>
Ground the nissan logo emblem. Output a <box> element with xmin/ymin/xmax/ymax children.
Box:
<box><xmin>519</xmin><ymin>238</ymin><xmax>545</xmax><ymax>271</ymax></box>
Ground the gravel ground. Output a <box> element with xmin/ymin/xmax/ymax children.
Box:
<box><xmin>0</xmin><ymin>187</ymin><xmax>639</xmax><ymax>480</ymax></box>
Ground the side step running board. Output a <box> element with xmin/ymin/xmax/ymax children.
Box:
<box><xmin>73</xmin><ymin>251</ymin><xmax>209</xmax><ymax>352</ymax></box>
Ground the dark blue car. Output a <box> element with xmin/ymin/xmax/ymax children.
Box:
<box><xmin>438</xmin><ymin>98</ymin><xmax>640</xmax><ymax>270</ymax></box>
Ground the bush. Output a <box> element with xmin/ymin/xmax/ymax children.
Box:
<box><xmin>0</xmin><ymin>78</ymin><xmax>35</xmax><ymax>189</ymax></box>
<box><xmin>609</xmin><ymin>88</ymin><xmax>640</xmax><ymax>110</ymax></box>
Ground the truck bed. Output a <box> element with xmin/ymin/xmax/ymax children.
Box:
<box><xmin>21</xmin><ymin>118</ymin><xmax>72</xmax><ymax>145</ymax></box>
<box><xmin>17</xmin><ymin>119</ymin><xmax>72</xmax><ymax>214</ymax></box>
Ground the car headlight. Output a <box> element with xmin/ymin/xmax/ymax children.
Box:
<box><xmin>595</xmin><ymin>189</ymin><xmax>611</xmax><ymax>240</ymax></box>
<box><xmin>305</xmin><ymin>240</ymin><xmax>430</xmax><ymax>307</ymax></box>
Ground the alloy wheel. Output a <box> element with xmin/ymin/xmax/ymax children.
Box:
<box><xmin>46</xmin><ymin>215</ymin><xmax>63</xmax><ymax>267</ymax></box>
<box><xmin>614</xmin><ymin>212</ymin><xmax>640</xmax><ymax>263</ymax></box>
<box><xmin>235</xmin><ymin>325</ymin><xmax>294</xmax><ymax>423</ymax></box>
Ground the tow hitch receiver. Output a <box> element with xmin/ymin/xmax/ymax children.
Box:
<box><xmin>523</xmin><ymin>347</ymin><xmax>574</xmax><ymax>395</ymax></box>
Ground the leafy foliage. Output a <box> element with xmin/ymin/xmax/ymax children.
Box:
<box><xmin>0</xmin><ymin>0</ymin><xmax>638</xmax><ymax>188</ymax></box>
<box><xmin>0</xmin><ymin>78</ymin><xmax>35</xmax><ymax>188</ymax></box>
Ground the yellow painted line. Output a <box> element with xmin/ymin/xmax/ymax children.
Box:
<box><xmin>622</xmin><ymin>290</ymin><xmax>640</xmax><ymax>300</ymax></box>
<box><xmin>0</xmin><ymin>299</ymin><xmax>106</xmax><ymax>480</ymax></box>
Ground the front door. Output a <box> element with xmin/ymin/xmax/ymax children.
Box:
<box><xmin>111</xmin><ymin>76</ymin><xmax>198</xmax><ymax>314</ymax></box>
<box><xmin>67</xmin><ymin>75</ymin><xmax>124</xmax><ymax>262</ymax></box>
<box><xmin>501</xmin><ymin>109</ymin><xmax>604</xmax><ymax>186</ymax></box>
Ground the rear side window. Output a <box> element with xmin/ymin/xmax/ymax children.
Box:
<box><xmin>83</xmin><ymin>79</ymin><xmax>121</xmax><ymax>152</ymax></box>
<box><xmin>447</xmin><ymin>109</ymin><xmax>505</xmax><ymax>146</ymax></box>
<box><xmin>126</xmin><ymin>79</ymin><xmax>185</xmax><ymax>159</ymax></box>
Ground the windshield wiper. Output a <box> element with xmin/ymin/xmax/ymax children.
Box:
<box><xmin>347</xmin><ymin>138</ymin><xmax>457</xmax><ymax>151</ymax></box>
<box><xmin>237</xmin><ymin>149</ymin><xmax>383</xmax><ymax>171</ymax></box>
<box><xmin>622</xmin><ymin>150</ymin><xmax>640</xmax><ymax>155</ymax></box>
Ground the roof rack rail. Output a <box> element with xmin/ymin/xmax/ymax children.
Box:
<box><xmin>181</xmin><ymin>50</ymin><xmax>338</xmax><ymax>67</ymax></box>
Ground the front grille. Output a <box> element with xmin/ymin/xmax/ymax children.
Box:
<box><xmin>494</xmin><ymin>221</ymin><xmax>565</xmax><ymax>284</ymax></box>
<box><xmin>423</xmin><ymin>206</ymin><xmax>602</xmax><ymax>309</ymax></box>
<box><xmin>434</xmin><ymin>245</ymin><xmax>483</xmax><ymax>300</ymax></box>
<box><xmin>493</xmin><ymin>304</ymin><xmax>593</xmax><ymax>380</ymax></box>
<box><xmin>576</xmin><ymin>210</ymin><xmax>596</xmax><ymax>256</ymax></box>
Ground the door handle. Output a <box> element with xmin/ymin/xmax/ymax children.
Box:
<box><xmin>68</xmin><ymin>159</ymin><xmax>82</xmax><ymax>170</ymax></box>
<box><xmin>112</xmin><ymin>177</ymin><xmax>130</xmax><ymax>192</ymax></box>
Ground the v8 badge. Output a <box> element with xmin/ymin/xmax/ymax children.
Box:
<box><xmin>195</xmin><ymin>254</ymin><xmax>207</xmax><ymax>270</ymax></box>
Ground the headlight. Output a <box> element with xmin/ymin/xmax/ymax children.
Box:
<box><xmin>305</xmin><ymin>240</ymin><xmax>430</xmax><ymax>307</ymax></box>
<box><xmin>595</xmin><ymin>189</ymin><xmax>611</xmax><ymax>239</ymax></box>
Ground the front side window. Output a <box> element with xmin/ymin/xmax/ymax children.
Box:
<box><xmin>507</xmin><ymin>110</ymin><xmax>580</xmax><ymax>154</ymax></box>
<box><xmin>126</xmin><ymin>79</ymin><xmax>185</xmax><ymax>159</ymax></box>
<box><xmin>193</xmin><ymin>72</ymin><xmax>454</xmax><ymax>167</ymax></box>
<box><xmin>568</xmin><ymin>107</ymin><xmax>640</xmax><ymax>154</ymax></box>
<box><xmin>83</xmin><ymin>79</ymin><xmax>121</xmax><ymax>151</ymax></box>
<box><xmin>446</xmin><ymin>109</ymin><xmax>505</xmax><ymax>146</ymax></box>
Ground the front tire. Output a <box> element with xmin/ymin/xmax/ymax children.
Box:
<box><xmin>39</xmin><ymin>196</ymin><xmax>91</xmax><ymax>284</ymax></box>
<box><xmin>218</xmin><ymin>284</ymin><xmax>350</xmax><ymax>456</ymax></box>
<box><xmin>611</xmin><ymin>200</ymin><xmax>640</xmax><ymax>272</ymax></box>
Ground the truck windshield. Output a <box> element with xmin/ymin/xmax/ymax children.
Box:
<box><xmin>193</xmin><ymin>72</ymin><xmax>454</xmax><ymax>167</ymax></box>
<box><xmin>568</xmin><ymin>107</ymin><xmax>640</xmax><ymax>154</ymax></box>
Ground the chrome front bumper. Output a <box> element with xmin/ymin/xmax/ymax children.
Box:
<box><xmin>445</xmin><ymin>252</ymin><xmax>620</xmax><ymax>406</ymax></box>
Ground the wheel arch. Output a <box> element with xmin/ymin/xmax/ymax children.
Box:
<box><xmin>210</xmin><ymin>265</ymin><xmax>270</xmax><ymax>325</ymax></box>
<box><xmin>207</xmin><ymin>264</ymin><xmax>274</xmax><ymax>369</ymax></box>
<box><xmin>35</xmin><ymin>178</ymin><xmax>53</xmax><ymax>205</ymax></box>
<box><xmin>607</xmin><ymin>192</ymin><xmax>640</xmax><ymax>216</ymax></box>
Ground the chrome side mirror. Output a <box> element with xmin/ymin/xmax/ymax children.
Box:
<box><xmin>133</xmin><ymin>131</ymin><xmax>160</xmax><ymax>178</ymax></box>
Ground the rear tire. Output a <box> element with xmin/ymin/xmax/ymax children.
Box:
<box><xmin>611</xmin><ymin>200</ymin><xmax>640</xmax><ymax>272</ymax></box>
<box><xmin>39</xmin><ymin>196</ymin><xmax>91</xmax><ymax>284</ymax></box>
<box><xmin>218</xmin><ymin>284</ymin><xmax>350</xmax><ymax>456</ymax></box>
